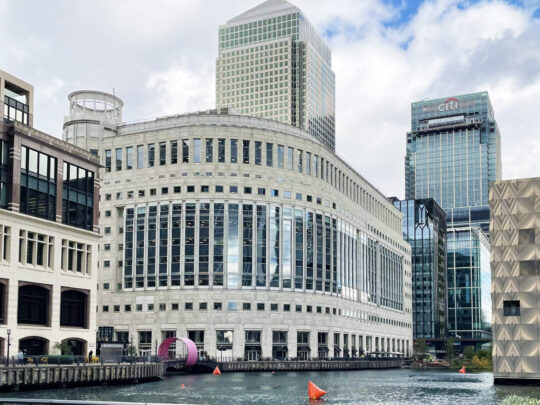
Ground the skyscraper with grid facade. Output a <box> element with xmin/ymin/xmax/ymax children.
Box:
<box><xmin>405</xmin><ymin>92</ymin><xmax>502</xmax><ymax>347</ymax></box>
<box><xmin>216</xmin><ymin>0</ymin><xmax>336</xmax><ymax>150</ymax></box>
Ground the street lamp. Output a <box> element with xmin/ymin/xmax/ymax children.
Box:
<box><xmin>6</xmin><ymin>329</ymin><xmax>11</xmax><ymax>371</ymax></box>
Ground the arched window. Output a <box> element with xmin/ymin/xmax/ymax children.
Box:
<box><xmin>60</xmin><ymin>290</ymin><xmax>87</xmax><ymax>328</ymax></box>
<box><xmin>18</xmin><ymin>285</ymin><xmax>49</xmax><ymax>325</ymax></box>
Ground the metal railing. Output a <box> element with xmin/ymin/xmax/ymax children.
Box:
<box><xmin>0</xmin><ymin>355</ymin><xmax>161</xmax><ymax>367</ymax></box>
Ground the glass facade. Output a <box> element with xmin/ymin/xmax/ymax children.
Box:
<box><xmin>216</xmin><ymin>3</ymin><xmax>335</xmax><ymax>150</ymax></box>
<box><xmin>62</xmin><ymin>162</ymin><xmax>94</xmax><ymax>230</ymax></box>
<box><xmin>394</xmin><ymin>198</ymin><xmax>447</xmax><ymax>340</ymax></box>
<box><xmin>405</xmin><ymin>92</ymin><xmax>500</xmax><ymax>342</ymax></box>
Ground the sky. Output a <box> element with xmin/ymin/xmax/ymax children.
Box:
<box><xmin>1</xmin><ymin>0</ymin><xmax>540</xmax><ymax>198</ymax></box>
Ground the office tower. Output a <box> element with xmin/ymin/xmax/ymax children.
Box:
<box><xmin>216</xmin><ymin>0</ymin><xmax>336</xmax><ymax>150</ymax></box>
<box><xmin>491</xmin><ymin>177</ymin><xmax>540</xmax><ymax>384</ymax></box>
<box><xmin>0</xmin><ymin>70</ymin><xmax>100</xmax><ymax>356</ymax></box>
<box><xmin>63</xmin><ymin>90</ymin><xmax>413</xmax><ymax>359</ymax></box>
<box><xmin>405</xmin><ymin>92</ymin><xmax>502</xmax><ymax>347</ymax></box>
<box><xmin>392</xmin><ymin>198</ymin><xmax>447</xmax><ymax>347</ymax></box>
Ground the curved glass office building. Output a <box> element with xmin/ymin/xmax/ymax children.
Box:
<box><xmin>64</xmin><ymin>93</ymin><xmax>412</xmax><ymax>360</ymax></box>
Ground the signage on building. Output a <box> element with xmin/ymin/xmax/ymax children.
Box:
<box><xmin>438</xmin><ymin>97</ymin><xmax>459</xmax><ymax>112</ymax></box>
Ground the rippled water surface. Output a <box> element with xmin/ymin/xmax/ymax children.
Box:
<box><xmin>5</xmin><ymin>369</ymin><xmax>540</xmax><ymax>404</ymax></box>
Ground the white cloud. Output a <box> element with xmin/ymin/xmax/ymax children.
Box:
<box><xmin>1</xmin><ymin>0</ymin><xmax>539</xmax><ymax>198</ymax></box>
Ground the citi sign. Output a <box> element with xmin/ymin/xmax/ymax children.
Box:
<box><xmin>437</xmin><ymin>97</ymin><xmax>459</xmax><ymax>112</ymax></box>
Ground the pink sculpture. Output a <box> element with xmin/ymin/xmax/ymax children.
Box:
<box><xmin>158</xmin><ymin>337</ymin><xmax>198</xmax><ymax>368</ymax></box>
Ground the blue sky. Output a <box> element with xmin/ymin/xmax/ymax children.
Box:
<box><xmin>1</xmin><ymin>0</ymin><xmax>540</xmax><ymax>197</ymax></box>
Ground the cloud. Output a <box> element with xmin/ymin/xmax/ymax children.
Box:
<box><xmin>1</xmin><ymin>0</ymin><xmax>539</xmax><ymax>198</ymax></box>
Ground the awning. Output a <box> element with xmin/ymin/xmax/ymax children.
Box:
<box><xmin>318</xmin><ymin>347</ymin><xmax>329</xmax><ymax>352</ymax></box>
<box><xmin>245</xmin><ymin>345</ymin><xmax>262</xmax><ymax>350</ymax></box>
<box><xmin>298</xmin><ymin>346</ymin><xmax>311</xmax><ymax>351</ymax></box>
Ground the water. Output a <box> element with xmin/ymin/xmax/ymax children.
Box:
<box><xmin>4</xmin><ymin>369</ymin><xmax>540</xmax><ymax>404</ymax></box>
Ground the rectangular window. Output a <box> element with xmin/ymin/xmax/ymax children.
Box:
<box><xmin>503</xmin><ymin>300</ymin><xmax>520</xmax><ymax>316</ymax></box>
<box><xmin>205</xmin><ymin>139</ymin><xmax>213</xmax><ymax>162</ymax></box>
<box><xmin>255</xmin><ymin>141</ymin><xmax>262</xmax><ymax>165</ymax></box>
<box><xmin>171</xmin><ymin>140</ymin><xmax>178</xmax><ymax>164</ymax></box>
<box><xmin>148</xmin><ymin>144</ymin><xmax>155</xmax><ymax>167</ymax></box>
<box><xmin>287</xmin><ymin>147</ymin><xmax>293</xmax><ymax>170</ymax></box>
<box><xmin>137</xmin><ymin>145</ymin><xmax>144</xmax><ymax>169</ymax></box>
<box><xmin>194</xmin><ymin>139</ymin><xmax>201</xmax><ymax>163</ymax></box>
<box><xmin>182</xmin><ymin>139</ymin><xmax>189</xmax><ymax>163</ymax></box>
<box><xmin>297</xmin><ymin>149</ymin><xmax>303</xmax><ymax>173</ymax></box>
<box><xmin>105</xmin><ymin>150</ymin><xmax>111</xmax><ymax>172</ymax></box>
<box><xmin>266</xmin><ymin>143</ymin><xmax>273</xmax><ymax>166</ymax></box>
<box><xmin>116</xmin><ymin>148</ymin><xmax>122</xmax><ymax>171</ymax></box>
<box><xmin>62</xmin><ymin>162</ymin><xmax>94</xmax><ymax>230</ymax></box>
<box><xmin>243</xmin><ymin>140</ymin><xmax>250</xmax><ymax>164</ymax></box>
<box><xmin>277</xmin><ymin>145</ymin><xmax>284</xmax><ymax>168</ymax></box>
<box><xmin>306</xmin><ymin>152</ymin><xmax>311</xmax><ymax>175</ymax></box>
<box><xmin>218</xmin><ymin>139</ymin><xmax>226</xmax><ymax>162</ymax></box>
<box><xmin>126</xmin><ymin>146</ymin><xmax>133</xmax><ymax>170</ymax></box>
<box><xmin>159</xmin><ymin>142</ymin><xmax>166</xmax><ymax>165</ymax></box>
<box><xmin>314</xmin><ymin>155</ymin><xmax>319</xmax><ymax>177</ymax></box>
<box><xmin>230</xmin><ymin>139</ymin><xmax>238</xmax><ymax>163</ymax></box>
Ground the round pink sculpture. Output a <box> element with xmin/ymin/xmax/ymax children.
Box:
<box><xmin>158</xmin><ymin>337</ymin><xmax>198</xmax><ymax>368</ymax></box>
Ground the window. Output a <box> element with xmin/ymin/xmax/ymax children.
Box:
<box><xmin>105</xmin><ymin>194</ymin><xmax>111</xmax><ymax>201</ymax></box>
<box><xmin>244</xmin><ymin>187</ymin><xmax>252</xmax><ymax>194</ymax></box>
<box><xmin>126</xmin><ymin>147</ymin><xmax>133</xmax><ymax>170</ymax></box>
<box><xmin>20</xmin><ymin>146</ymin><xmax>57</xmax><ymax>221</ymax></box>
<box><xmin>201</xmin><ymin>185</ymin><xmax>209</xmax><ymax>192</ymax></box>
<box><xmin>171</xmin><ymin>303</ymin><xmax>179</xmax><ymax>310</ymax></box>
<box><xmin>171</xmin><ymin>140</ymin><xmax>178</xmax><ymax>164</ymax></box>
<box><xmin>283</xmin><ymin>304</ymin><xmax>290</xmax><ymax>312</ymax></box>
<box><xmin>277</xmin><ymin>145</ymin><xmax>284</xmax><ymax>168</ymax></box>
<box><xmin>105</xmin><ymin>210</ymin><xmax>111</xmax><ymax>217</ymax></box>
<box><xmin>182</xmin><ymin>139</ymin><xmax>189</xmax><ymax>163</ymax></box>
<box><xmin>115</xmin><ymin>148</ymin><xmax>122</xmax><ymax>171</ymax></box>
<box><xmin>136</xmin><ymin>304</ymin><xmax>142</xmax><ymax>311</ymax></box>
<box><xmin>228</xmin><ymin>302</ymin><xmax>237</xmax><ymax>310</ymax></box>
<box><xmin>296</xmin><ymin>305</ymin><xmax>302</xmax><ymax>312</ymax></box>
<box><xmin>205</xmin><ymin>139</ymin><xmax>213</xmax><ymax>162</ymax></box>
<box><xmin>187</xmin><ymin>185</ymin><xmax>195</xmax><ymax>193</ymax></box>
<box><xmin>255</xmin><ymin>141</ymin><xmax>262</xmax><ymax>165</ymax></box>
<box><xmin>103</xmin><ymin>283</ymin><xmax>110</xmax><ymax>290</ymax></box>
<box><xmin>257</xmin><ymin>303</ymin><xmax>265</xmax><ymax>311</ymax></box>
<box><xmin>230</xmin><ymin>186</ymin><xmax>238</xmax><ymax>193</ymax></box>
<box><xmin>150</xmin><ymin>188</ymin><xmax>157</xmax><ymax>196</ymax></box>
<box><xmin>287</xmin><ymin>147</ymin><xmax>293</xmax><ymax>170</ymax></box>
<box><xmin>271</xmin><ymin>303</ymin><xmax>278</xmax><ymax>311</ymax></box>
<box><xmin>159</xmin><ymin>142</ymin><xmax>166</xmax><ymax>165</ymax></box>
<box><xmin>148</xmin><ymin>144</ymin><xmax>155</xmax><ymax>167</ymax></box>
<box><xmin>216</xmin><ymin>185</ymin><xmax>224</xmax><ymax>193</ymax></box>
<box><xmin>296</xmin><ymin>193</ymin><xmax>302</xmax><ymax>201</ymax></box>
<box><xmin>258</xmin><ymin>188</ymin><xmax>265</xmax><ymax>195</ymax></box>
<box><xmin>104</xmin><ymin>260</ymin><xmax>110</xmax><ymax>268</ymax></box>
<box><xmin>116</xmin><ymin>192</ymin><xmax>122</xmax><ymax>199</ymax></box>
<box><xmin>199</xmin><ymin>302</ymin><xmax>207</xmax><ymax>310</ymax></box>
<box><xmin>297</xmin><ymin>149</ymin><xmax>303</xmax><ymax>173</ymax></box>
<box><xmin>218</xmin><ymin>139</ymin><xmax>226</xmax><ymax>162</ymax></box>
<box><xmin>271</xmin><ymin>189</ymin><xmax>279</xmax><ymax>197</ymax></box>
<box><xmin>105</xmin><ymin>150</ymin><xmax>111</xmax><ymax>172</ymax></box>
<box><xmin>137</xmin><ymin>145</ymin><xmax>144</xmax><ymax>169</ymax></box>
<box><xmin>503</xmin><ymin>300</ymin><xmax>520</xmax><ymax>316</ymax></box>
<box><xmin>62</xmin><ymin>162</ymin><xmax>94</xmax><ymax>230</ymax></box>
<box><xmin>113</xmin><ymin>305</ymin><xmax>120</xmax><ymax>312</ymax></box>
<box><xmin>194</xmin><ymin>139</ymin><xmax>201</xmax><ymax>163</ymax></box>
<box><xmin>174</xmin><ymin>186</ymin><xmax>181</xmax><ymax>193</ymax></box>
<box><xmin>161</xmin><ymin>187</ymin><xmax>168</xmax><ymax>195</ymax></box>
<box><xmin>284</xmin><ymin>191</ymin><xmax>291</xmax><ymax>199</ymax></box>
<box><xmin>230</xmin><ymin>139</ymin><xmax>238</xmax><ymax>163</ymax></box>
<box><xmin>124</xmin><ymin>304</ymin><xmax>131</xmax><ymax>312</ymax></box>
<box><xmin>103</xmin><ymin>305</ymin><xmax>109</xmax><ymax>313</ymax></box>
<box><xmin>138</xmin><ymin>190</ymin><xmax>145</xmax><ymax>197</ymax></box>
<box><xmin>214</xmin><ymin>302</ymin><xmax>222</xmax><ymax>310</ymax></box>
<box><xmin>266</xmin><ymin>143</ymin><xmax>273</xmax><ymax>166</ymax></box>
<box><xmin>243</xmin><ymin>140</ymin><xmax>250</xmax><ymax>164</ymax></box>
<box><xmin>185</xmin><ymin>302</ymin><xmax>193</xmax><ymax>310</ymax></box>
<box><xmin>243</xmin><ymin>303</ymin><xmax>251</xmax><ymax>310</ymax></box>
<box><xmin>306</xmin><ymin>152</ymin><xmax>311</xmax><ymax>175</ymax></box>
<box><xmin>159</xmin><ymin>303</ymin><xmax>166</xmax><ymax>311</ymax></box>
<box><xmin>306</xmin><ymin>305</ymin><xmax>312</xmax><ymax>313</ymax></box>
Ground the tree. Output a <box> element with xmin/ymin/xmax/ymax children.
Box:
<box><xmin>414</xmin><ymin>339</ymin><xmax>427</xmax><ymax>357</ymax></box>
<box><xmin>463</xmin><ymin>346</ymin><xmax>475</xmax><ymax>360</ymax></box>
<box><xmin>54</xmin><ymin>341</ymin><xmax>72</xmax><ymax>355</ymax></box>
<box><xmin>445</xmin><ymin>338</ymin><xmax>455</xmax><ymax>361</ymax></box>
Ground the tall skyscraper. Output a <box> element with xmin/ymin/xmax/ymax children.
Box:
<box><xmin>216</xmin><ymin>0</ymin><xmax>336</xmax><ymax>150</ymax></box>
<box><xmin>405</xmin><ymin>92</ymin><xmax>502</xmax><ymax>347</ymax></box>
<box><xmin>392</xmin><ymin>198</ymin><xmax>447</xmax><ymax>346</ymax></box>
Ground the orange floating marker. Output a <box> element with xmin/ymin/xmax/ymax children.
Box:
<box><xmin>459</xmin><ymin>366</ymin><xmax>466</xmax><ymax>374</ymax></box>
<box><xmin>308</xmin><ymin>380</ymin><xmax>327</xmax><ymax>400</ymax></box>
<box><xmin>213</xmin><ymin>366</ymin><xmax>221</xmax><ymax>375</ymax></box>
<box><xmin>180</xmin><ymin>384</ymin><xmax>185</xmax><ymax>388</ymax></box>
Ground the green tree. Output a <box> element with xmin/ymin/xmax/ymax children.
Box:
<box><xmin>463</xmin><ymin>346</ymin><xmax>475</xmax><ymax>360</ymax></box>
<box><xmin>54</xmin><ymin>341</ymin><xmax>72</xmax><ymax>355</ymax></box>
<box><xmin>445</xmin><ymin>338</ymin><xmax>455</xmax><ymax>361</ymax></box>
<box><xmin>414</xmin><ymin>339</ymin><xmax>427</xmax><ymax>357</ymax></box>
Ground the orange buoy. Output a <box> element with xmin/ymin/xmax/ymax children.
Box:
<box><xmin>459</xmin><ymin>366</ymin><xmax>466</xmax><ymax>374</ymax></box>
<box><xmin>308</xmin><ymin>380</ymin><xmax>327</xmax><ymax>400</ymax></box>
<box><xmin>213</xmin><ymin>366</ymin><xmax>221</xmax><ymax>375</ymax></box>
<box><xmin>180</xmin><ymin>384</ymin><xmax>185</xmax><ymax>388</ymax></box>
